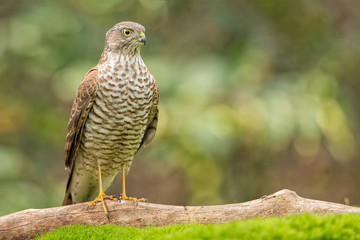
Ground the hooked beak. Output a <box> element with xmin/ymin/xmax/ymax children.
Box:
<box><xmin>138</xmin><ymin>32</ymin><xmax>146</xmax><ymax>45</ymax></box>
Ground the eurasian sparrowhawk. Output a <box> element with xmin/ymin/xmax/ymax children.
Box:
<box><xmin>62</xmin><ymin>21</ymin><xmax>159</xmax><ymax>217</ymax></box>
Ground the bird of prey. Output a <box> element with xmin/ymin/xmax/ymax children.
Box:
<box><xmin>62</xmin><ymin>21</ymin><xmax>159</xmax><ymax>217</ymax></box>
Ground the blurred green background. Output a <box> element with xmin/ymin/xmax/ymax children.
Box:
<box><xmin>1</xmin><ymin>0</ymin><xmax>360</xmax><ymax>216</ymax></box>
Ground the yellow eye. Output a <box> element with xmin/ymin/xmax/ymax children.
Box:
<box><xmin>122</xmin><ymin>28</ymin><xmax>133</xmax><ymax>37</ymax></box>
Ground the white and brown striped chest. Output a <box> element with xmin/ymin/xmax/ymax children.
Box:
<box><xmin>80</xmin><ymin>54</ymin><xmax>157</xmax><ymax>175</ymax></box>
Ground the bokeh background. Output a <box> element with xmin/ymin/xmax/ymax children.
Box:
<box><xmin>1</xmin><ymin>0</ymin><xmax>360</xmax><ymax>216</ymax></box>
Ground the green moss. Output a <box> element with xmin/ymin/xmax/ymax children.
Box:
<box><xmin>37</xmin><ymin>214</ymin><xmax>360</xmax><ymax>240</ymax></box>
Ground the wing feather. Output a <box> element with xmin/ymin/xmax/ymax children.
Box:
<box><xmin>63</xmin><ymin>67</ymin><xmax>99</xmax><ymax>205</ymax></box>
<box><xmin>65</xmin><ymin>67</ymin><xmax>99</xmax><ymax>168</ymax></box>
<box><xmin>63</xmin><ymin>67</ymin><xmax>98</xmax><ymax>205</ymax></box>
<box><xmin>139</xmin><ymin>75</ymin><xmax>159</xmax><ymax>149</ymax></box>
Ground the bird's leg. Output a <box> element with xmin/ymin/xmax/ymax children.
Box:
<box><xmin>87</xmin><ymin>163</ymin><xmax>116</xmax><ymax>219</ymax></box>
<box><xmin>120</xmin><ymin>167</ymin><xmax>148</xmax><ymax>204</ymax></box>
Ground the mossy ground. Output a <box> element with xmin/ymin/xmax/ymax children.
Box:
<box><xmin>37</xmin><ymin>213</ymin><xmax>360</xmax><ymax>240</ymax></box>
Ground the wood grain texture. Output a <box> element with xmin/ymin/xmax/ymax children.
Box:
<box><xmin>0</xmin><ymin>189</ymin><xmax>359</xmax><ymax>240</ymax></box>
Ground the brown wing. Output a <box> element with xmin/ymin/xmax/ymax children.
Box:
<box><xmin>65</xmin><ymin>67</ymin><xmax>99</xmax><ymax>169</ymax></box>
<box><xmin>63</xmin><ymin>67</ymin><xmax>99</xmax><ymax>205</ymax></box>
<box><xmin>139</xmin><ymin>74</ymin><xmax>159</xmax><ymax>149</ymax></box>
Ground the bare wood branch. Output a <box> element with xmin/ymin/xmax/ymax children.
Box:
<box><xmin>0</xmin><ymin>189</ymin><xmax>359</xmax><ymax>240</ymax></box>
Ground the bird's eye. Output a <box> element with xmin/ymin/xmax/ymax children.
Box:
<box><xmin>122</xmin><ymin>29</ymin><xmax>133</xmax><ymax>37</ymax></box>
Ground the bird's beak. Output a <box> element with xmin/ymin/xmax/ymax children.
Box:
<box><xmin>138</xmin><ymin>32</ymin><xmax>146</xmax><ymax>45</ymax></box>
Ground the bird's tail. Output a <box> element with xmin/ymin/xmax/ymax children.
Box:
<box><xmin>62</xmin><ymin>187</ymin><xmax>73</xmax><ymax>205</ymax></box>
<box><xmin>62</xmin><ymin>167</ymin><xmax>74</xmax><ymax>205</ymax></box>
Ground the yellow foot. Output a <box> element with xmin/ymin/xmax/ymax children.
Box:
<box><xmin>87</xmin><ymin>192</ymin><xmax>117</xmax><ymax>219</ymax></box>
<box><xmin>120</xmin><ymin>195</ymin><xmax>148</xmax><ymax>205</ymax></box>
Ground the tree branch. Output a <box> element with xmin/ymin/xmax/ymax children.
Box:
<box><xmin>0</xmin><ymin>189</ymin><xmax>359</xmax><ymax>240</ymax></box>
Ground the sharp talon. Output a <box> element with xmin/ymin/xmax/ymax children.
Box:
<box><xmin>120</xmin><ymin>195</ymin><xmax>148</xmax><ymax>205</ymax></box>
<box><xmin>87</xmin><ymin>192</ymin><xmax>117</xmax><ymax>218</ymax></box>
<box><xmin>137</xmin><ymin>198</ymin><xmax>148</xmax><ymax>203</ymax></box>
<box><xmin>111</xmin><ymin>195</ymin><xmax>121</xmax><ymax>201</ymax></box>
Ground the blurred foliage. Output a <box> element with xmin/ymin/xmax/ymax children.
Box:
<box><xmin>1</xmin><ymin>0</ymin><xmax>360</xmax><ymax>216</ymax></box>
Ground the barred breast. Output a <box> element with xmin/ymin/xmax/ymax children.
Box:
<box><xmin>79</xmin><ymin>54</ymin><xmax>157</xmax><ymax>177</ymax></box>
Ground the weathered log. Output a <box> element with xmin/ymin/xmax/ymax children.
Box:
<box><xmin>0</xmin><ymin>189</ymin><xmax>359</xmax><ymax>240</ymax></box>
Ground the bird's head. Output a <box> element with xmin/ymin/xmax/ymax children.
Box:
<box><xmin>105</xmin><ymin>21</ymin><xmax>147</xmax><ymax>55</ymax></box>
